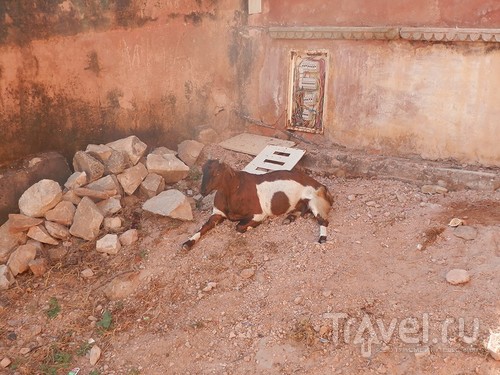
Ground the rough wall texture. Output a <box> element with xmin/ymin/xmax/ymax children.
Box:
<box><xmin>245</xmin><ymin>0</ymin><xmax>500</xmax><ymax>166</ymax></box>
<box><xmin>0</xmin><ymin>0</ymin><xmax>499</xmax><ymax>167</ymax></box>
<box><xmin>0</xmin><ymin>0</ymin><xmax>250</xmax><ymax>163</ymax></box>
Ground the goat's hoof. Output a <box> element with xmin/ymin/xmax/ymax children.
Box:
<box><xmin>181</xmin><ymin>240</ymin><xmax>194</xmax><ymax>251</ymax></box>
<box><xmin>318</xmin><ymin>236</ymin><xmax>327</xmax><ymax>244</ymax></box>
<box><xmin>283</xmin><ymin>215</ymin><xmax>295</xmax><ymax>225</ymax></box>
<box><xmin>236</xmin><ymin>226</ymin><xmax>247</xmax><ymax>233</ymax></box>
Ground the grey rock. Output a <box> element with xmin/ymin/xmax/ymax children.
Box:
<box><xmin>0</xmin><ymin>151</ymin><xmax>71</xmax><ymax>225</ymax></box>
<box><xmin>103</xmin><ymin>271</ymin><xmax>142</xmax><ymax>301</ymax></box>
<box><xmin>7</xmin><ymin>243</ymin><xmax>37</xmax><ymax>276</ymax></box>
<box><xmin>27</xmin><ymin>225</ymin><xmax>59</xmax><ymax>245</ymax></box>
<box><xmin>140</xmin><ymin>173</ymin><xmax>165</xmax><ymax>198</ymax></box>
<box><xmin>106</xmin><ymin>136</ymin><xmax>147</xmax><ymax>166</ymax></box>
<box><xmin>96</xmin><ymin>234</ymin><xmax>121</xmax><ymax>255</ymax></box>
<box><xmin>73</xmin><ymin>187</ymin><xmax>110</xmax><ymax>201</ymax></box>
<box><xmin>197</xmin><ymin>127</ymin><xmax>219</xmax><ymax>144</ymax></box>
<box><xmin>487</xmin><ymin>331</ymin><xmax>500</xmax><ymax>361</ymax></box>
<box><xmin>18</xmin><ymin>179</ymin><xmax>62</xmax><ymax>218</ymax></box>
<box><xmin>69</xmin><ymin>197</ymin><xmax>104</xmax><ymax>240</ymax></box>
<box><xmin>104</xmin><ymin>150</ymin><xmax>130</xmax><ymax>175</ymax></box>
<box><xmin>453</xmin><ymin>226</ymin><xmax>478</xmax><ymax>241</ymax></box>
<box><xmin>146</xmin><ymin>154</ymin><xmax>189</xmax><ymax>184</ymax></box>
<box><xmin>44</xmin><ymin>221</ymin><xmax>71</xmax><ymax>240</ymax></box>
<box><xmin>103</xmin><ymin>217</ymin><xmax>122</xmax><ymax>231</ymax></box>
<box><xmin>81</xmin><ymin>268</ymin><xmax>94</xmax><ymax>278</ymax></box>
<box><xmin>0</xmin><ymin>265</ymin><xmax>14</xmax><ymax>290</ymax></box>
<box><xmin>47</xmin><ymin>247</ymin><xmax>68</xmax><ymax>262</ymax></box>
<box><xmin>72</xmin><ymin>151</ymin><xmax>105</xmax><ymax>183</ymax></box>
<box><xmin>89</xmin><ymin>344</ymin><xmax>102</xmax><ymax>365</ymax></box>
<box><xmin>446</xmin><ymin>269</ymin><xmax>470</xmax><ymax>285</ymax></box>
<box><xmin>119</xmin><ymin>229</ymin><xmax>139</xmax><ymax>246</ymax></box>
<box><xmin>61</xmin><ymin>190</ymin><xmax>82</xmax><ymax>205</ymax></box>
<box><xmin>7</xmin><ymin>214</ymin><xmax>43</xmax><ymax>233</ymax></box>
<box><xmin>177</xmin><ymin>140</ymin><xmax>204</xmax><ymax>167</ymax></box>
<box><xmin>29</xmin><ymin>258</ymin><xmax>48</xmax><ymax>277</ymax></box>
<box><xmin>85</xmin><ymin>175</ymin><xmax>122</xmax><ymax>197</ymax></box>
<box><xmin>151</xmin><ymin>146</ymin><xmax>176</xmax><ymax>157</ymax></box>
<box><xmin>142</xmin><ymin>189</ymin><xmax>193</xmax><ymax>221</ymax></box>
<box><xmin>64</xmin><ymin>171</ymin><xmax>88</xmax><ymax>190</ymax></box>
<box><xmin>117</xmin><ymin>163</ymin><xmax>148</xmax><ymax>195</ymax></box>
<box><xmin>421</xmin><ymin>185</ymin><xmax>448</xmax><ymax>194</ymax></box>
<box><xmin>44</xmin><ymin>201</ymin><xmax>76</xmax><ymax>226</ymax></box>
<box><xmin>86</xmin><ymin>144</ymin><xmax>113</xmax><ymax>162</ymax></box>
<box><xmin>96</xmin><ymin>197</ymin><xmax>122</xmax><ymax>217</ymax></box>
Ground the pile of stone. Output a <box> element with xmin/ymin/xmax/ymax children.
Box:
<box><xmin>0</xmin><ymin>136</ymin><xmax>205</xmax><ymax>290</ymax></box>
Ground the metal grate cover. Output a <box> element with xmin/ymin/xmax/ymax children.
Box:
<box><xmin>243</xmin><ymin>145</ymin><xmax>305</xmax><ymax>175</ymax></box>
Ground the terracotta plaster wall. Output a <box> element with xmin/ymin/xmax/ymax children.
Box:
<box><xmin>261</xmin><ymin>0</ymin><xmax>500</xmax><ymax>27</ymax></box>
<box><xmin>243</xmin><ymin>0</ymin><xmax>500</xmax><ymax>166</ymax></box>
<box><xmin>0</xmin><ymin>0</ymin><xmax>249</xmax><ymax>163</ymax></box>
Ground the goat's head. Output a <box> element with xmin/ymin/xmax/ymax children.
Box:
<box><xmin>200</xmin><ymin>159</ymin><xmax>234</xmax><ymax>196</ymax></box>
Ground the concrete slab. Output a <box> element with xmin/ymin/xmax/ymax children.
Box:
<box><xmin>219</xmin><ymin>133</ymin><xmax>295</xmax><ymax>156</ymax></box>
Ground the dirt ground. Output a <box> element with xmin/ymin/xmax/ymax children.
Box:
<box><xmin>1</xmin><ymin>146</ymin><xmax>499</xmax><ymax>375</ymax></box>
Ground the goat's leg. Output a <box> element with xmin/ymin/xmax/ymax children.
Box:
<box><xmin>282</xmin><ymin>212</ymin><xmax>298</xmax><ymax>225</ymax></box>
<box><xmin>182</xmin><ymin>214</ymin><xmax>225</xmax><ymax>250</ymax></box>
<box><xmin>316</xmin><ymin>216</ymin><xmax>329</xmax><ymax>243</ymax></box>
<box><xmin>236</xmin><ymin>218</ymin><xmax>262</xmax><ymax>233</ymax></box>
<box><xmin>309</xmin><ymin>199</ymin><xmax>331</xmax><ymax>244</ymax></box>
<box><xmin>283</xmin><ymin>199</ymin><xmax>311</xmax><ymax>224</ymax></box>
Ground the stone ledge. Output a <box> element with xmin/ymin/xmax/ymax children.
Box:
<box><xmin>400</xmin><ymin>27</ymin><xmax>500</xmax><ymax>42</ymax></box>
<box><xmin>269</xmin><ymin>26</ymin><xmax>500</xmax><ymax>43</ymax></box>
<box><xmin>301</xmin><ymin>148</ymin><xmax>500</xmax><ymax>192</ymax></box>
<box><xmin>269</xmin><ymin>26</ymin><xmax>399</xmax><ymax>40</ymax></box>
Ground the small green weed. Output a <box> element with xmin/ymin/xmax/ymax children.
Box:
<box><xmin>46</xmin><ymin>297</ymin><xmax>61</xmax><ymax>319</ymax></box>
<box><xmin>39</xmin><ymin>345</ymin><xmax>72</xmax><ymax>374</ymax></box>
<box><xmin>76</xmin><ymin>341</ymin><xmax>93</xmax><ymax>356</ymax></box>
<box><xmin>97</xmin><ymin>310</ymin><xmax>113</xmax><ymax>330</ymax></box>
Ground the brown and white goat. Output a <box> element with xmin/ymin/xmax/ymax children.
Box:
<box><xmin>182</xmin><ymin>160</ymin><xmax>333</xmax><ymax>250</ymax></box>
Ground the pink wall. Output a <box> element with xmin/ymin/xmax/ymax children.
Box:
<box><xmin>0</xmin><ymin>0</ymin><xmax>499</xmax><ymax>166</ymax></box>
<box><xmin>243</xmin><ymin>0</ymin><xmax>500</xmax><ymax>166</ymax></box>
<box><xmin>262</xmin><ymin>0</ymin><xmax>500</xmax><ymax>27</ymax></box>
<box><xmin>0</xmin><ymin>0</ymin><xmax>249</xmax><ymax>163</ymax></box>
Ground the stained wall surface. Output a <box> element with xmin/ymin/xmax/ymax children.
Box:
<box><xmin>0</xmin><ymin>0</ymin><xmax>250</xmax><ymax>163</ymax></box>
<box><xmin>1</xmin><ymin>0</ymin><xmax>499</xmax><ymax>166</ymax></box>
<box><xmin>246</xmin><ymin>0</ymin><xmax>500</xmax><ymax>166</ymax></box>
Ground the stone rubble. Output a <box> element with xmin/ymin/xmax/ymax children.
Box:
<box><xmin>18</xmin><ymin>179</ymin><xmax>62</xmax><ymax>218</ymax></box>
<box><xmin>7</xmin><ymin>214</ymin><xmax>44</xmax><ymax>233</ymax></box>
<box><xmin>106</xmin><ymin>135</ymin><xmax>147</xmax><ymax>166</ymax></box>
<box><xmin>72</xmin><ymin>151</ymin><xmax>105</xmax><ymax>182</ymax></box>
<box><xmin>0</xmin><ymin>135</ymin><xmax>203</xmax><ymax>287</ymax></box>
<box><xmin>117</xmin><ymin>163</ymin><xmax>148</xmax><ymax>195</ymax></box>
<box><xmin>96</xmin><ymin>234</ymin><xmax>121</xmax><ymax>255</ymax></box>
<box><xmin>177</xmin><ymin>139</ymin><xmax>205</xmax><ymax>167</ymax></box>
<box><xmin>142</xmin><ymin>189</ymin><xmax>193</xmax><ymax>221</ymax></box>
<box><xmin>140</xmin><ymin>173</ymin><xmax>165</xmax><ymax>198</ymax></box>
<box><xmin>119</xmin><ymin>229</ymin><xmax>139</xmax><ymax>246</ymax></box>
<box><xmin>44</xmin><ymin>221</ymin><xmax>71</xmax><ymax>240</ymax></box>
<box><xmin>445</xmin><ymin>269</ymin><xmax>470</xmax><ymax>285</ymax></box>
<box><xmin>64</xmin><ymin>171</ymin><xmax>88</xmax><ymax>190</ymax></box>
<box><xmin>44</xmin><ymin>201</ymin><xmax>76</xmax><ymax>226</ymax></box>
<box><xmin>7</xmin><ymin>244</ymin><xmax>37</xmax><ymax>276</ymax></box>
<box><xmin>70</xmin><ymin>197</ymin><xmax>104</xmax><ymax>240</ymax></box>
<box><xmin>27</xmin><ymin>225</ymin><xmax>59</xmax><ymax>245</ymax></box>
<box><xmin>146</xmin><ymin>153</ymin><xmax>190</xmax><ymax>184</ymax></box>
<box><xmin>0</xmin><ymin>265</ymin><xmax>14</xmax><ymax>290</ymax></box>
